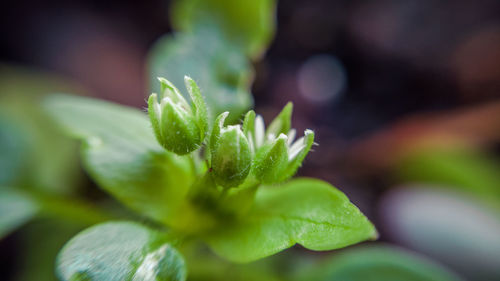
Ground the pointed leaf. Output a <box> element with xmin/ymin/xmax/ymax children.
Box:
<box><xmin>57</xmin><ymin>222</ymin><xmax>186</xmax><ymax>281</ymax></box>
<box><xmin>205</xmin><ymin>178</ymin><xmax>377</xmax><ymax>262</ymax></box>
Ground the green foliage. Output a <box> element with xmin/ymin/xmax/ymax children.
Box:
<box><xmin>397</xmin><ymin>148</ymin><xmax>500</xmax><ymax>207</ymax></box>
<box><xmin>44</xmin><ymin>95</ymin><xmax>194</xmax><ymax>225</ymax></box>
<box><xmin>149</xmin><ymin>28</ymin><xmax>253</xmax><ymax>120</ymax></box>
<box><xmin>205</xmin><ymin>178</ymin><xmax>376</xmax><ymax>263</ymax></box>
<box><xmin>0</xmin><ymin>188</ymin><xmax>38</xmax><ymax>238</ymax></box>
<box><xmin>13</xmin><ymin>219</ymin><xmax>86</xmax><ymax>281</ymax></box>
<box><xmin>0</xmin><ymin>67</ymin><xmax>82</xmax><ymax>194</ymax></box>
<box><xmin>296</xmin><ymin>245</ymin><xmax>464</xmax><ymax>281</ymax></box>
<box><xmin>0</xmin><ymin>67</ymin><xmax>111</xmax><ymax>244</ymax></box>
<box><xmin>36</xmin><ymin>0</ymin><xmax>377</xmax><ymax>278</ymax></box>
<box><xmin>149</xmin><ymin>0</ymin><xmax>275</xmax><ymax>121</ymax></box>
<box><xmin>57</xmin><ymin>222</ymin><xmax>186</xmax><ymax>281</ymax></box>
<box><xmin>171</xmin><ymin>0</ymin><xmax>276</xmax><ymax>58</ymax></box>
<box><xmin>44</xmin><ymin>72</ymin><xmax>375</xmax><ymax>277</ymax></box>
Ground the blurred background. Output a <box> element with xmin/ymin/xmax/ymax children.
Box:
<box><xmin>1</xmin><ymin>0</ymin><xmax>500</xmax><ymax>280</ymax></box>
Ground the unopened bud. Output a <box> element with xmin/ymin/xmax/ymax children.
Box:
<box><xmin>210</xmin><ymin>112</ymin><xmax>252</xmax><ymax>188</ymax></box>
<box><xmin>148</xmin><ymin>77</ymin><xmax>208</xmax><ymax>155</ymax></box>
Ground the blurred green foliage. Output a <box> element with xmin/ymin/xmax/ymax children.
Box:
<box><xmin>397</xmin><ymin>148</ymin><xmax>500</xmax><ymax>208</ymax></box>
<box><xmin>0</xmin><ymin>67</ymin><xmax>111</xmax><ymax>280</ymax></box>
<box><xmin>171</xmin><ymin>0</ymin><xmax>275</xmax><ymax>59</ymax></box>
<box><xmin>45</xmin><ymin>93</ymin><xmax>376</xmax><ymax>267</ymax></box>
<box><xmin>149</xmin><ymin>0</ymin><xmax>276</xmax><ymax>121</ymax></box>
<box><xmin>0</xmin><ymin>66</ymin><xmax>81</xmax><ymax>193</ymax></box>
<box><xmin>296</xmin><ymin>245</ymin><xmax>464</xmax><ymax>281</ymax></box>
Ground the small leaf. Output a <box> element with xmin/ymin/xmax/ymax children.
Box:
<box><xmin>44</xmin><ymin>95</ymin><xmax>194</xmax><ymax>225</ymax></box>
<box><xmin>295</xmin><ymin>245</ymin><xmax>465</xmax><ymax>281</ymax></box>
<box><xmin>205</xmin><ymin>178</ymin><xmax>377</xmax><ymax>262</ymax></box>
<box><xmin>57</xmin><ymin>222</ymin><xmax>187</xmax><ymax>281</ymax></box>
<box><xmin>0</xmin><ymin>188</ymin><xmax>38</xmax><ymax>238</ymax></box>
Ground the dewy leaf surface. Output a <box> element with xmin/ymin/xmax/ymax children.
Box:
<box><xmin>57</xmin><ymin>221</ymin><xmax>186</xmax><ymax>281</ymax></box>
<box><xmin>205</xmin><ymin>178</ymin><xmax>377</xmax><ymax>263</ymax></box>
<box><xmin>171</xmin><ymin>0</ymin><xmax>276</xmax><ymax>59</ymax></box>
<box><xmin>44</xmin><ymin>95</ymin><xmax>193</xmax><ymax>224</ymax></box>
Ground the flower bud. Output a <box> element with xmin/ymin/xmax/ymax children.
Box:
<box><xmin>210</xmin><ymin>112</ymin><xmax>252</xmax><ymax>188</ymax></box>
<box><xmin>148</xmin><ymin>77</ymin><xmax>208</xmax><ymax>155</ymax></box>
<box><xmin>243</xmin><ymin>103</ymin><xmax>316</xmax><ymax>184</ymax></box>
<box><xmin>252</xmin><ymin>130</ymin><xmax>315</xmax><ymax>184</ymax></box>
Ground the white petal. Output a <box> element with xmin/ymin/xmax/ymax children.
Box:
<box><xmin>267</xmin><ymin>133</ymin><xmax>276</xmax><ymax>142</ymax></box>
<box><xmin>255</xmin><ymin>115</ymin><xmax>265</xmax><ymax>148</ymax></box>
<box><xmin>288</xmin><ymin>136</ymin><xmax>305</xmax><ymax>161</ymax></box>
<box><xmin>287</xmin><ymin>129</ymin><xmax>296</xmax><ymax>145</ymax></box>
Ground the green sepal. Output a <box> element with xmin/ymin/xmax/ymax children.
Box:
<box><xmin>184</xmin><ymin>76</ymin><xmax>209</xmax><ymax>141</ymax></box>
<box><xmin>252</xmin><ymin>134</ymin><xmax>289</xmax><ymax>184</ymax></box>
<box><xmin>160</xmin><ymin>98</ymin><xmax>201</xmax><ymax>155</ymax></box>
<box><xmin>158</xmin><ymin>77</ymin><xmax>190</xmax><ymax>108</ymax></box>
<box><xmin>209</xmin><ymin>112</ymin><xmax>229</xmax><ymax>153</ymax></box>
<box><xmin>211</xmin><ymin>126</ymin><xmax>252</xmax><ymax>188</ymax></box>
<box><xmin>242</xmin><ymin>110</ymin><xmax>256</xmax><ymax>137</ymax></box>
<box><xmin>266</xmin><ymin>102</ymin><xmax>292</xmax><ymax>137</ymax></box>
<box><xmin>148</xmin><ymin>93</ymin><xmax>163</xmax><ymax>147</ymax></box>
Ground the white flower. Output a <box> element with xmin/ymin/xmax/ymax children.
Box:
<box><xmin>247</xmin><ymin>114</ymin><xmax>311</xmax><ymax>162</ymax></box>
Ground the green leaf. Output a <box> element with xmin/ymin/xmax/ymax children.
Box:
<box><xmin>295</xmin><ymin>245</ymin><xmax>464</xmax><ymax>281</ymax></box>
<box><xmin>148</xmin><ymin>28</ymin><xmax>253</xmax><ymax>121</ymax></box>
<box><xmin>171</xmin><ymin>0</ymin><xmax>276</xmax><ymax>59</ymax></box>
<box><xmin>0</xmin><ymin>188</ymin><xmax>38</xmax><ymax>238</ymax></box>
<box><xmin>57</xmin><ymin>222</ymin><xmax>187</xmax><ymax>281</ymax></box>
<box><xmin>44</xmin><ymin>95</ymin><xmax>194</xmax><ymax>225</ymax></box>
<box><xmin>205</xmin><ymin>178</ymin><xmax>377</xmax><ymax>263</ymax></box>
